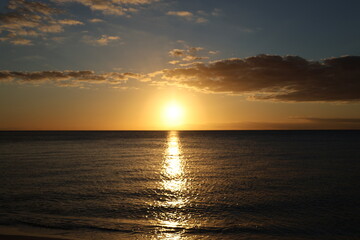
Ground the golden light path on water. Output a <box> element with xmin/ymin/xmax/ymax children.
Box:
<box><xmin>156</xmin><ymin>131</ymin><xmax>188</xmax><ymax>239</ymax></box>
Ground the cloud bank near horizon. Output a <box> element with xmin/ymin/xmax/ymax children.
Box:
<box><xmin>1</xmin><ymin>54</ymin><xmax>360</xmax><ymax>103</ymax></box>
<box><xmin>0</xmin><ymin>70</ymin><xmax>141</xmax><ymax>87</ymax></box>
<box><xmin>159</xmin><ymin>55</ymin><xmax>360</xmax><ymax>102</ymax></box>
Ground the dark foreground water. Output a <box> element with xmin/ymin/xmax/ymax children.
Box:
<box><xmin>0</xmin><ymin>131</ymin><xmax>359</xmax><ymax>240</ymax></box>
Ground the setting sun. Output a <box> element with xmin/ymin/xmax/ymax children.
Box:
<box><xmin>164</xmin><ymin>102</ymin><xmax>184</xmax><ymax>127</ymax></box>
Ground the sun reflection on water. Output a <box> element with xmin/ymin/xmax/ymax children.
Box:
<box><xmin>162</xmin><ymin>131</ymin><xmax>186</xmax><ymax>195</ymax></box>
<box><xmin>156</xmin><ymin>131</ymin><xmax>188</xmax><ymax>239</ymax></box>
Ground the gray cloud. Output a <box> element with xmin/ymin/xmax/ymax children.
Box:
<box><xmin>0</xmin><ymin>70</ymin><xmax>142</xmax><ymax>87</ymax></box>
<box><xmin>159</xmin><ymin>55</ymin><xmax>360</xmax><ymax>102</ymax></box>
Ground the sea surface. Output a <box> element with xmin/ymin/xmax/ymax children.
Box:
<box><xmin>0</xmin><ymin>131</ymin><xmax>359</xmax><ymax>240</ymax></box>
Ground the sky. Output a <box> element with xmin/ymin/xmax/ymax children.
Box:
<box><xmin>0</xmin><ymin>0</ymin><xmax>360</xmax><ymax>130</ymax></box>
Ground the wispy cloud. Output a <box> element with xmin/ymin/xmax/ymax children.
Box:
<box><xmin>9</xmin><ymin>38</ymin><xmax>33</xmax><ymax>45</ymax></box>
<box><xmin>89</xmin><ymin>18</ymin><xmax>104</xmax><ymax>23</ymax></box>
<box><xmin>167</xmin><ymin>10</ymin><xmax>208</xmax><ymax>23</ymax></box>
<box><xmin>158</xmin><ymin>55</ymin><xmax>360</xmax><ymax>102</ymax></box>
<box><xmin>58</xmin><ymin>19</ymin><xmax>84</xmax><ymax>25</ymax></box>
<box><xmin>167</xmin><ymin>11</ymin><xmax>193</xmax><ymax>18</ymax></box>
<box><xmin>82</xmin><ymin>34</ymin><xmax>121</xmax><ymax>46</ymax></box>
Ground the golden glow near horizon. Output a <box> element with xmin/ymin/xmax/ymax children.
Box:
<box><xmin>163</xmin><ymin>101</ymin><xmax>184</xmax><ymax>128</ymax></box>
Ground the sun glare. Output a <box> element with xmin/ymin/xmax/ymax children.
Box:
<box><xmin>164</xmin><ymin>102</ymin><xmax>184</xmax><ymax>127</ymax></box>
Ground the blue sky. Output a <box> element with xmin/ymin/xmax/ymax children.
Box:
<box><xmin>2</xmin><ymin>0</ymin><xmax>360</xmax><ymax>72</ymax></box>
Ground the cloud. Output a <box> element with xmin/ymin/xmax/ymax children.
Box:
<box><xmin>158</xmin><ymin>55</ymin><xmax>360</xmax><ymax>102</ymax></box>
<box><xmin>167</xmin><ymin>10</ymin><xmax>208</xmax><ymax>23</ymax></box>
<box><xmin>208</xmin><ymin>50</ymin><xmax>219</xmax><ymax>55</ymax></box>
<box><xmin>51</xmin><ymin>36</ymin><xmax>66</xmax><ymax>43</ymax></box>
<box><xmin>182</xmin><ymin>55</ymin><xmax>208</xmax><ymax>61</ymax></box>
<box><xmin>0</xmin><ymin>0</ymin><xmax>83</xmax><ymax>45</ymax></box>
<box><xmin>169</xmin><ymin>48</ymin><xmax>186</xmax><ymax>57</ymax></box>
<box><xmin>167</xmin><ymin>8</ymin><xmax>221</xmax><ymax>23</ymax></box>
<box><xmin>168</xmin><ymin>60</ymin><xmax>180</xmax><ymax>65</ymax></box>
<box><xmin>167</xmin><ymin>11</ymin><xmax>193</xmax><ymax>18</ymax></box>
<box><xmin>3</xmin><ymin>53</ymin><xmax>359</xmax><ymax>104</ymax></box>
<box><xmin>37</xmin><ymin>24</ymin><xmax>64</xmax><ymax>33</ymax></box>
<box><xmin>89</xmin><ymin>18</ymin><xmax>104</xmax><ymax>23</ymax></box>
<box><xmin>53</xmin><ymin>0</ymin><xmax>158</xmax><ymax>16</ymax></box>
<box><xmin>8</xmin><ymin>0</ymin><xmax>62</xmax><ymax>16</ymax></box>
<box><xmin>195</xmin><ymin>17</ymin><xmax>208</xmax><ymax>23</ymax></box>
<box><xmin>169</xmin><ymin>46</ymin><xmax>210</xmax><ymax>63</ymax></box>
<box><xmin>0</xmin><ymin>70</ymin><xmax>143</xmax><ymax>87</ymax></box>
<box><xmin>58</xmin><ymin>19</ymin><xmax>84</xmax><ymax>25</ymax></box>
<box><xmin>82</xmin><ymin>34</ymin><xmax>121</xmax><ymax>46</ymax></box>
<box><xmin>10</xmin><ymin>38</ymin><xmax>33</xmax><ymax>45</ymax></box>
<box><xmin>179</xmin><ymin>61</ymin><xmax>203</xmax><ymax>67</ymax></box>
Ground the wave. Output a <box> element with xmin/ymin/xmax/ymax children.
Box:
<box><xmin>1</xmin><ymin>212</ymin><xmax>359</xmax><ymax>238</ymax></box>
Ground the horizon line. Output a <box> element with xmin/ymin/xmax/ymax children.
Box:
<box><xmin>1</xmin><ymin>129</ymin><xmax>359</xmax><ymax>131</ymax></box>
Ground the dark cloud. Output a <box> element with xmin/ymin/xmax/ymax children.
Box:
<box><xmin>2</xmin><ymin>54</ymin><xmax>360</xmax><ymax>103</ymax></box>
<box><xmin>160</xmin><ymin>55</ymin><xmax>360</xmax><ymax>102</ymax></box>
<box><xmin>0</xmin><ymin>70</ymin><xmax>142</xmax><ymax>87</ymax></box>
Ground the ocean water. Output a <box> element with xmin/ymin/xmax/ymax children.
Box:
<box><xmin>0</xmin><ymin>131</ymin><xmax>359</xmax><ymax>240</ymax></box>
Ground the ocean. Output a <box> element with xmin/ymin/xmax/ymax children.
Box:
<box><xmin>0</xmin><ymin>131</ymin><xmax>359</xmax><ymax>239</ymax></box>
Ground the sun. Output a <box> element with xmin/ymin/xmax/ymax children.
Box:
<box><xmin>163</xmin><ymin>102</ymin><xmax>184</xmax><ymax>127</ymax></box>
